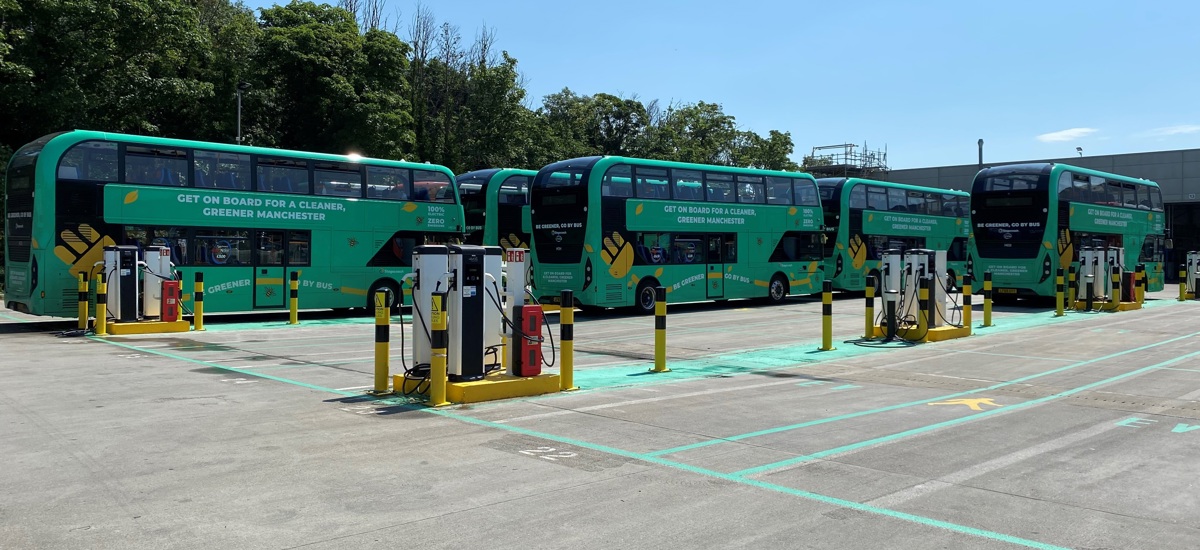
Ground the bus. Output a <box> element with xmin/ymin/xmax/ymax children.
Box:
<box><xmin>970</xmin><ymin>163</ymin><xmax>1165</xmax><ymax>299</ymax></box>
<box><xmin>817</xmin><ymin>177</ymin><xmax>971</xmax><ymax>293</ymax></box>
<box><xmin>456</xmin><ymin>168</ymin><xmax>536</xmax><ymax>250</ymax></box>
<box><xmin>528</xmin><ymin>156</ymin><xmax>825</xmax><ymax>313</ymax></box>
<box><xmin>4</xmin><ymin>130</ymin><xmax>464</xmax><ymax>317</ymax></box>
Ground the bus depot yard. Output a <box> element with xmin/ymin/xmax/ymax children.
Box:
<box><xmin>4</xmin><ymin>286</ymin><xmax>1200</xmax><ymax>549</ymax></box>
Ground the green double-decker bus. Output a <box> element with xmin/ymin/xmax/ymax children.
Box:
<box><xmin>970</xmin><ymin>163</ymin><xmax>1165</xmax><ymax>298</ymax></box>
<box><xmin>456</xmin><ymin>168</ymin><xmax>536</xmax><ymax>250</ymax></box>
<box><xmin>529</xmin><ymin>156</ymin><xmax>824</xmax><ymax>313</ymax></box>
<box><xmin>4</xmin><ymin>130</ymin><xmax>464</xmax><ymax>317</ymax></box>
<box><xmin>817</xmin><ymin>178</ymin><xmax>971</xmax><ymax>293</ymax></box>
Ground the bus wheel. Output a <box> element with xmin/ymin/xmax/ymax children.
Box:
<box><xmin>767</xmin><ymin>274</ymin><xmax>789</xmax><ymax>304</ymax></box>
<box><xmin>868</xmin><ymin>269</ymin><xmax>883</xmax><ymax>296</ymax></box>
<box><xmin>634</xmin><ymin>279</ymin><xmax>659</xmax><ymax>315</ymax></box>
<box><xmin>367</xmin><ymin>279</ymin><xmax>400</xmax><ymax>313</ymax></box>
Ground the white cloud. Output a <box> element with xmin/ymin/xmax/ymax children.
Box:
<box><xmin>1140</xmin><ymin>124</ymin><xmax>1200</xmax><ymax>137</ymax></box>
<box><xmin>1035</xmin><ymin>127</ymin><xmax>1098</xmax><ymax>143</ymax></box>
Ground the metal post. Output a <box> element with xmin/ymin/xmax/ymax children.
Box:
<box><xmin>1068</xmin><ymin>265</ymin><xmax>1077</xmax><ymax>308</ymax></box>
<box><xmin>373</xmin><ymin>290</ymin><xmax>390</xmax><ymax>394</ymax></box>
<box><xmin>962</xmin><ymin>281</ymin><xmax>972</xmax><ymax>335</ymax></box>
<box><xmin>77</xmin><ymin>272</ymin><xmax>89</xmax><ymax>330</ymax></box>
<box><xmin>193</xmin><ymin>272</ymin><xmax>205</xmax><ymax>331</ymax></box>
<box><xmin>864</xmin><ymin>275</ymin><xmax>876</xmax><ymax>339</ymax></box>
<box><xmin>560</xmin><ymin>290</ymin><xmax>576</xmax><ymax>391</ymax></box>
<box><xmin>1136</xmin><ymin>264</ymin><xmax>1145</xmax><ymax>305</ymax></box>
<box><xmin>982</xmin><ymin>272</ymin><xmax>993</xmax><ymax>327</ymax></box>
<box><xmin>95</xmin><ymin>273</ymin><xmax>108</xmax><ymax>336</ymax></box>
<box><xmin>1055</xmin><ymin>267</ymin><xmax>1064</xmax><ymax>317</ymax></box>
<box><xmin>428</xmin><ymin>292</ymin><xmax>450</xmax><ymax>406</ymax></box>
<box><xmin>819</xmin><ymin>280</ymin><xmax>835</xmax><ymax>351</ymax></box>
<box><xmin>288</xmin><ymin>271</ymin><xmax>299</xmax><ymax>325</ymax></box>
<box><xmin>1109</xmin><ymin>265</ymin><xmax>1121</xmax><ymax>311</ymax></box>
<box><xmin>916</xmin><ymin>276</ymin><xmax>929</xmax><ymax>340</ymax></box>
<box><xmin>651</xmin><ymin>286</ymin><xmax>670</xmax><ymax>372</ymax></box>
<box><xmin>1180</xmin><ymin>268</ymin><xmax>1188</xmax><ymax>302</ymax></box>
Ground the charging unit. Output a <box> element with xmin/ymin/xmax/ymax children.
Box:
<box><xmin>141</xmin><ymin>246</ymin><xmax>173</xmax><ymax>318</ymax></box>
<box><xmin>901</xmin><ymin>249</ymin><xmax>947</xmax><ymax>328</ymax></box>
<box><xmin>445</xmin><ymin>245</ymin><xmax>503</xmax><ymax>382</ymax></box>
<box><xmin>412</xmin><ymin>245</ymin><xmax>450</xmax><ymax>369</ymax></box>
<box><xmin>881</xmin><ymin>249</ymin><xmax>902</xmax><ymax>296</ymax></box>
<box><xmin>1187</xmin><ymin>251</ymin><xmax>1200</xmax><ymax>294</ymax></box>
<box><xmin>104</xmin><ymin>245</ymin><xmax>141</xmax><ymax>323</ymax></box>
<box><xmin>503</xmin><ymin>248</ymin><xmax>531</xmax><ymax>310</ymax></box>
<box><xmin>1079</xmin><ymin>246</ymin><xmax>1105</xmax><ymax>301</ymax></box>
<box><xmin>509</xmin><ymin>305</ymin><xmax>544</xmax><ymax>376</ymax></box>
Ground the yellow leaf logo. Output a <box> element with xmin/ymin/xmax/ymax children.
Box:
<box><xmin>124</xmin><ymin>191</ymin><xmax>138</xmax><ymax>204</ymax></box>
<box><xmin>654</xmin><ymin>268</ymin><xmax>663</xmax><ymax>277</ymax></box>
<box><xmin>788</xmin><ymin>207</ymin><xmax>797</xmax><ymax>216</ymax></box>
<box><xmin>402</xmin><ymin>202</ymin><xmax>418</xmax><ymax>212</ymax></box>
<box><xmin>867</xmin><ymin>214</ymin><xmax>874</xmax><ymax>222</ymax></box>
<box><xmin>635</xmin><ymin>203</ymin><xmax>644</xmax><ymax>215</ymax></box>
<box><xmin>584</xmin><ymin>243</ymin><xmax>595</xmax><ymax>253</ymax></box>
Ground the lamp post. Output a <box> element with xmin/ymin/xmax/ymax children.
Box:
<box><xmin>1076</xmin><ymin>146</ymin><xmax>1083</xmax><ymax>157</ymax></box>
<box><xmin>977</xmin><ymin>138</ymin><xmax>983</xmax><ymax>168</ymax></box>
<box><xmin>236</xmin><ymin>81</ymin><xmax>251</xmax><ymax>144</ymax></box>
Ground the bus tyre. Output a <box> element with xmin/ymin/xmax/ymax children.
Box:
<box><xmin>367</xmin><ymin>280</ymin><xmax>400</xmax><ymax>313</ymax></box>
<box><xmin>767</xmin><ymin>274</ymin><xmax>789</xmax><ymax>304</ymax></box>
<box><xmin>634</xmin><ymin>279</ymin><xmax>659</xmax><ymax>315</ymax></box>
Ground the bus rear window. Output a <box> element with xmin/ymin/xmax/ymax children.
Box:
<box><xmin>58</xmin><ymin>141</ymin><xmax>118</xmax><ymax>182</ymax></box>
<box><xmin>413</xmin><ymin>169</ymin><xmax>455</xmax><ymax>202</ymax></box>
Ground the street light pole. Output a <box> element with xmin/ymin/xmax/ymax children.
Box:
<box><xmin>977</xmin><ymin>138</ymin><xmax>984</xmax><ymax>168</ymax></box>
<box><xmin>236</xmin><ymin>82</ymin><xmax>251</xmax><ymax>144</ymax></box>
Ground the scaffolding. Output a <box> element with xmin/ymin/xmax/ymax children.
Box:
<box><xmin>805</xmin><ymin>143</ymin><xmax>889</xmax><ymax>178</ymax></box>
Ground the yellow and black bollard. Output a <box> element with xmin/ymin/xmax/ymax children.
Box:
<box><xmin>373</xmin><ymin>290</ymin><xmax>390</xmax><ymax>394</ymax></box>
<box><xmin>288</xmin><ymin>271</ymin><xmax>299</xmax><ymax>325</ymax></box>
<box><xmin>560</xmin><ymin>289</ymin><xmax>577</xmax><ymax>391</ymax></box>
<box><xmin>1136</xmin><ymin>264</ymin><xmax>1145</xmax><ymax>305</ymax></box>
<box><xmin>1068</xmin><ymin>265</ymin><xmax>1077</xmax><ymax>306</ymax></box>
<box><xmin>982</xmin><ymin>271</ymin><xmax>993</xmax><ymax>327</ymax></box>
<box><xmin>819</xmin><ymin>280</ymin><xmax>836</xmax><ymax>351</ymax></box>
<box><xmin>95</xmin><ymin>273</ymin><xmax>108</xmax><ymax>336</ymax></box>
<box><xmin>427</xmin><ymin>292</ymin><xmax>450</xmax><ymax>407</ymax></box>
<box><xmin>1055</xmin><ymin>267</ymin><xmax>1065</xmax><ymax>317</ymax></box>
<box><xmin>1108</xmin><ymin>265</ymin><xmax>1121</xmax><ymax>312</ymax></box>
<box><xmin>864</xmin><ymin>275</ymin><xmax>876</xmax><ymax>340</ymax></box>
<box><xmin>1180</xmin><ymin>267</ymin><xmax>1188</xmax><ymax>302</ymax></box>
<box><xmin>962</xmin><ymin>279</ymin><xmax>973</xmax><ymax>336</ymax></box>
<box><xmin>193</xmin><ymin>271</ymin><xmax>205</xmax><ymax>331</ymax></box>
<box><xmin>77</xmin><ymin>272</ymin><xmax>89</xmax><ymax>330</ymax></box>
<box><xmin>651</xmin><ymin>286</ymin><xmax>670</xmax><ymax>372</ymax></box>
<box><xmin>916</xmin><ymin>276</ymin><xmax>929</xmax><ymax>338</ymax></box>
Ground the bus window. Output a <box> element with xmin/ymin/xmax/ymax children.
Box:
<box><xmin>257</xmin><ymin>158</ymin><xmax>310</xmax><ymax>194</ymax></box>
<box><xmin>849</xmin><ymin>185</ymin><xmax>867</xmax><ymax>209</ymax></box>
<box><xmin>769</xmin><ymin>231</ymin><xmax>822</xmax><ymax>262</ymax></box>
<box><xmin>603</xmin><ymin>164</ymin><xmax>633</xmax><ymax>197</ymax></box>
<box><xmin>413</xmin><ymin>169</ymin><xmax>454</xmax><ymax>202</ymax></box>
<box><xmin>888</xmin><ymin>188</ymin><xmax>907</xmax><ymax>211</ymax></box>
<box><xmin>366</xmin><ymin>166</ymin><xmax>410</xmax><ymax>200</ymax></box>
<box><xmin>1122</xmin><ymin>183</ymin><xmax>1139</xmax><ymax>209</ymax></box>
<box><xmin>635</xmin><ymin>167</ymin><xmax>669</xmax><ymax>199</ymax></box>
<box><xmin>288</xmin><ymin>231</ymin><xmax>311</xmax><ymax>266</ymax></box>
<box><xmin>367</xmin><ymin>230</ymin><xmax>427</xmax><ymax>267</ymax></box>
<box><xmin>1104</xmin><ymin>179</ymin><xmax>1123</xmax><ymax>206</ymax></box>
<box><xmin>705</xmin><ymin>173</ymin><xmax>734</xmax><ymax>203</ymax></box>
<box><xmin>58</xmin><ymin>141</ymin><xmax>118</xmax><ymax>182</ymax></box>
<box><xmin>194</xmin><ymin>150</ymin><xmax>251</xmax><ymax>190</ymax></box>
<box><xmin>923</xmin><ymin>192</ymin><xmax>941</xmax><ymax>216</ymax></box>
<box><xmin>724</xmin><ymin>235</ymin><xmax>737</xmax><ymax>262</ymax></box>
<box><xmin>636</xmin><ymin>232</ymin><xmax>671</xmax><ymax>264</ymax></box>
<box><xmin>1150</xmin><ymin>187</ymin><xmax>1163</xmax><ymax>211</ymax></box>
<box><xmin>672</xmin><ymin>169</ymin><xmax>703</xmax><ymax>201</ymax></box>
<box><xmin>256</xmin><ymin>230</ymin><xmax>284</xmax><ymax>265</ymax></box>
<box><xmin>794</xmin><ymin>179</ymin><xmax>819</xmax><ymax>206</ymax></box>
<box><xmin>125</xmin><ymin>146</ymin><xmax>187</xmax><ymax>186</ymax></box>
<box><xmin>499</xmin><ymin>175</ymin><xmax>530</xmax><ymax>205</ymax></box>
<box><xmin>866</xmin><ymin>186</ymin><xmax>887</xmax><ymax>210</ymax></box>
<box><xmin>907</xmin><ymin>191</ymin><xmax>927</xmax><ymax>214</ymax></box>
<box><xmin>194</xmin><ymin>230</ymin><xmax>251</xmax><ymax>266</ymax></box>
<box><xmin>765</xmin><ymin>176</ymin><xmax>791</xmax><ymax>205</ymax></box>
<box><xmin>315</xmin><ymin>162</ymin><xmax>363</xmax><ymax>197</ymax></box>
<box><xmin>736</xmin><ymin>175</ymin><xmax>764</xmax><ymax>204</ymax></box>
<box><xmin>1057</xmin><ymin>172</ymin><xmax>1074</xmax><ymax>198</ymax></box>
<box><xmin>671</xmin><ymin>236</ymin><xmax>705</xmax><ymax>264</ymax></box>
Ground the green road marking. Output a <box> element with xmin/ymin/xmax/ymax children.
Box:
<box><xmin>1162</xmin><ymin>367</ymin><xmax>1200</xmax><ymax>374</ymax></box>
<box><xmin>648</xmin><ymin>329</ymin><xmax>1200</xmax><ymax>457</ymax></box>
<box><xmin>731</xmin><ymin>348</ymin><xmax>1200</xmax><ymax>477</ymax></box>
<box><xmin>0</xmin><ymin>312</ymin><xmax>30</xmax><ymax>322</ymax></box>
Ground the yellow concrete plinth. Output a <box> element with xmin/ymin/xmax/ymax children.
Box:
<box><xmin>1117</xmin><ymin>301</ymin><xmax>1142</xmax><ymax>311</ymax></box>
<box><xmin>538</xmin><ymin>304</ymin><xmax>562</xmax><ymax>313</ymax></box>
<box><xmin>391</xmin><ymin>374</ymin><xmax>426</xmax><ymax>395</ymax></box>
<box><xmin>1073</xmin><ymin>300</ymin><xmax>1140</xmax><ymax>312</ymax></box>
<box><xmin>446</xmin><ymin>371</ymin><xmax>562</xmax><ymax>404</ymax></box>
<box><xmin>1186</xmin><ymin>292</ymin><xmax>1195</xmax><ymax>300</ymax></box>
<box><xmin>105</xmin><ymin>320</ymin><xmax>192</xmax><ymax>335</ymax></box>
<box><xmin>871</xmin><ymin>324</ymin><xmax>970</xmax><ymax>343</ymax></box>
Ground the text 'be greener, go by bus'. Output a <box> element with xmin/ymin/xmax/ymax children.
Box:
<box><xmin>4</xmin><ymin>130</ymin><xmax>464</xmax><ymax>317</ymax></box>
<box><xmin>528</xmin><ymin>156</ymin><xmax>825</xmax><ymax>313</ymax></box>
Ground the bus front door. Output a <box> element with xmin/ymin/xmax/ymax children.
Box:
<box><xmin>255</xmin><ymin>267</ymin><xmax>285</xmax><ymax>308</ymax></box>
<box><xmin>707</xmin><ymin>235</ymin><xmax>724</xmax><ymax>299</ymax></box>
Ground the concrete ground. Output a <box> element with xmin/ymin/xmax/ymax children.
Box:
<box><xmin>2</xmin><ymin>287</ymin><xmax>1199</xmax><ymax>549</ymax></box>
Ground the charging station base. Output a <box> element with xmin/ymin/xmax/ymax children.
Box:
<box><xmin>104</xmin><ymin>320</ymin><xmax>192</xmax><ymax>335</ymax></box>
<box><xmin>1073</xmin><ymin>301</ymin><xmax>1142</xmax><ymax>312</ymax></box>
<box><xmin>447</xmin><ymin>372</ymin><xmax>561</xmax><ymax>404</ymax></box>
<box><xmin>871</xmin><ymin>324</ymin><xmax>971</xmax><ymax>343</ymax></box>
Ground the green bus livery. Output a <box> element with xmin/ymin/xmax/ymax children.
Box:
<box><xmin>817</xmin><ymin>178</ymin><xmax>971</xmax><ymax>292</ymax></box>
<box><xmin>4</xmin><ymin>130</ymin><xmax>464</xmax><ymax>317</ymax></box>
<box><xmin>970</xmin><ymin>163</ymin><xmax>1165</xmax><ymax>298</ymax></box>
<box><xmin>529</xmin><ymin>156</ymin><xmax>824</xmax><ymax>313</ymax></box>
<box><xmin>456</xmin><ymin>168</ymin><xmax>536</xmax><ymax>250</ymax></box>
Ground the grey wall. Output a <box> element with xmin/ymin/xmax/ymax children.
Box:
<box><xmin>878</xmin><ymin>148</ymin><xmax>1200</xmax><ymax>204</ymax></box>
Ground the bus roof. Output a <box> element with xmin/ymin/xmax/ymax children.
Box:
<box><xmin>976</xmin><ymin>162</ymin><xmax>1159</xmax><ymax>188</ymax></box>
<box><xmin>816</xmin><ymin>176</ymin><xmax>970</xmax><ymax>196</ymax></box>
<box><xmin>27</xmin><ymin>130</ymin><xmax>455</xmax><ymax>177</ymax></box>
<box><xmin>536</xmin><ymin>156</ymin><xmax>817</xmax><ymax>181</ymax></box>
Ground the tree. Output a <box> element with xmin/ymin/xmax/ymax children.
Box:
<box><xmin>648</xmin><ymin>101</ymin><xmax>738</xmax><ymax>165</ymax></box>
<box><xmin>732</xmin><ymin>129</ymin><xmax>800</xmax><ymax>171</ymax></box>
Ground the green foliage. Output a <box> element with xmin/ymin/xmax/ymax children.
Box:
<box><xmin>0</xmin><ymin>0</ymin><xmax>806</xmax><ymax>176</ymax></box>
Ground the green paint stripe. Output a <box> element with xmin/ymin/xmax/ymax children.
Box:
<box><xmin>0</xmin><ymin>312</ymin><xmax>30</xmax><ymax>322</ymax></box>
<box><xmin>649</xmin><ymin>329</ymin><xmax>1200</xmax><ymax>456</ymax></box>
<box><xmin>424</xmin><ymin>408</ymin><xmax>1068</xmax><ymax>550</ymax></box>
<box><xmin>1161</xmin><ymin>367</ymin><xmax>1200</xmax><ymax>373</ymax></box>
<box><xmin>731</xmin><ymin>348</ymin><xmax>1200</xmax><ymax>477</ymax></box>
<box><xmin>91</xmin><ymin>337</ymin><xmax>359</xmax><ymax>396</ymax></box>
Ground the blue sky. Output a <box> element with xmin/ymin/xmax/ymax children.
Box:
<box><xmin>244</xmin><ymin>0</ymin><xmax>1200</xmax><ymax>169</ymax></box>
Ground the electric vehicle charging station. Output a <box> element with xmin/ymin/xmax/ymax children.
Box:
<box><xmin>103</xmin><ymin>245</ymin><xmax>141</xmax><ymax>323</ymax></box>
<box><xmin>1187</xmin><ymin>251</ymin><xmax>1200</xmax><ymax>297</ymax></box>
<box><xmin>901</xmin><ymin>248</ymin><xmax>948</xmax><ymax>329</ymax></box>
<box><xmin>141</xmin><ymin>246</ymin><xmax>173</xmax><ymax>318</ymax></box>
<box><xmin>96</xmin><ymin>244</ymin><xmax>189</xmax><ymax>333</ymax></box>
<box><xmin>1079</xmin><ymin>246</ymin><xmax>1106</xmax><ymax>302</ymax></box>
<box><xmin>880</xmin><ymin>249</ymin><xmax>903</xmax><ymax>339</ymax></box>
